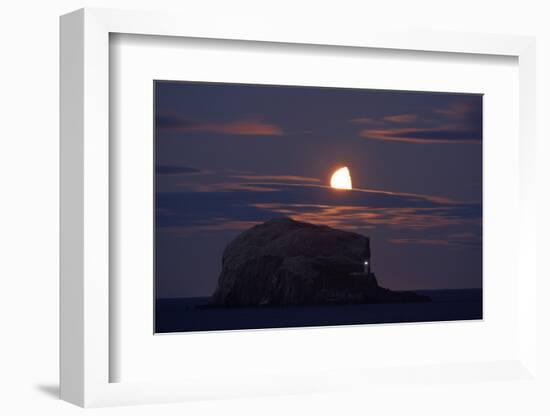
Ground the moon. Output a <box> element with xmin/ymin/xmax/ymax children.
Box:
<box><xmin>330</xmin><ymin>167</ymin><xmax>353</xmax><ymax>190</ymax></box>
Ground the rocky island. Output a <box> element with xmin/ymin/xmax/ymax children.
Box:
<box><xmin>210</xmin><ymin>217</ymin><xmax>429</xmax><ymax>307</ymax></box>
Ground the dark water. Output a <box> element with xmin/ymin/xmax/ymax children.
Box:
<box><xmin>155</xmin><ymin>289</ymin><xmax>482</xmax><ymax>333</ymax></box>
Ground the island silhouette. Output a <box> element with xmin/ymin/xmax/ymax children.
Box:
<box><xmin>211</xmin><ymin>217</ymin><xmax>429</xmax><ymax>307</ymax></box>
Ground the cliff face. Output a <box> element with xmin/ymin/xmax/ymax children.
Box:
<box><xmin>211</xmin><ymin>217</ymin><xmax>428</xmax><ymax>307</ymax></box>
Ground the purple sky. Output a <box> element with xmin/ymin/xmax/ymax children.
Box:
<box><xmin>155</xmin><ymin>81</ymin><xmax>482</xmax><ymax>298</ymax></box>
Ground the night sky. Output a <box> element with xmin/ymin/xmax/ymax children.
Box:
<box><xmin>155</xmin><ymin>81</ymin><xmax>482</xmax><ymax>299</ymax></box>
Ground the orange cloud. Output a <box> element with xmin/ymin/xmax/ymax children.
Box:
<box><xmin>157</xmin><ymin>115</ymin><xmax>283</xmax><ymax>136</ymax></box>
<box><xmin>350</xmin><ymin>117</ymin><xmax>377</xmax><ymax>124</ymax></box>
<box><xmin>251</xmin><ymin>203</ymin><xmax>479</xmax><ymax>231</ymax></box>
<box><xmin>383</xmin><ymin>114</ymin><xmax>418</xmax><ymax>123</ymax></box>
<box><xmin>433</xmin><ymin>102</ymin><xmax>473</xmax><ymax>119</ymax></box>
<box><xmin>207</xmin><ymin>120</ymin><xmax>283</xmax><ymax>136</ymax></box>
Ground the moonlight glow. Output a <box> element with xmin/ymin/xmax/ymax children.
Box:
<box><xmin>330</xmin><ymin>167</ymin><xmax>353</xmax><ymax>190</ymax></box>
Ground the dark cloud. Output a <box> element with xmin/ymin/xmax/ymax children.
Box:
<box><xmin>155</xmin><ymin>165</ymin><xmax>202</xmax><ymax>175</ymax></box>
<box><xmin>391</xmin><ymin>232</ymin><xmax>482</xmax><ymax>248</ymax></box>
<box><xmin>360</xmin><ymin>127</ymin><xmax>481</xmax><ymax>144</ymax></box>
<box><xmin>354</xmin><ymin>97</ymin><xmax>482</xmax><ymax>144</ymax></box>
<box><xmin>229</xmin><ymin>174</ymin><xmax>321</xmax><ymax>183</ymax></box>
<box><xmin>156</xmin><ymin>115</ymin><xmax>198</xmax><ymax>130</ymax></box>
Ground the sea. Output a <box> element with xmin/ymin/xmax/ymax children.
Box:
<box><xmin>155</xmin><ymin>288</ymin><xmax>482</xmax><ymax>333</ymax></box>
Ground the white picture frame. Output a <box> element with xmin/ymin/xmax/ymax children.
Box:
<box><xmin>60</xmin><ymin>7</ymin><xmax>538</xmax><ymax>408</ymax></box>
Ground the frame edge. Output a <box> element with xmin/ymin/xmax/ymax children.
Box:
<box><xmin>59</xmin><ymin>8</ymin><xmax>85</xmax><ymax>407</ymax></box>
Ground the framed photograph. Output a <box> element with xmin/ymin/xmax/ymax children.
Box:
<box><xmin>60</xmin><ymin>8</ymin><xmax>538</xmax><ymax>408</ymax></box>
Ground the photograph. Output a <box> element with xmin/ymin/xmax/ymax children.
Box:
<box><xmin>154</xmin><ymin>80</ymin><xmax>483</xmax><ymax>333</ymax></box>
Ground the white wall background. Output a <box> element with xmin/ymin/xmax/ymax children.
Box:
<box><xmin>0</xmin><ymin>1</ymin><xmax>548</xmax><ymax>415</ymax></box>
